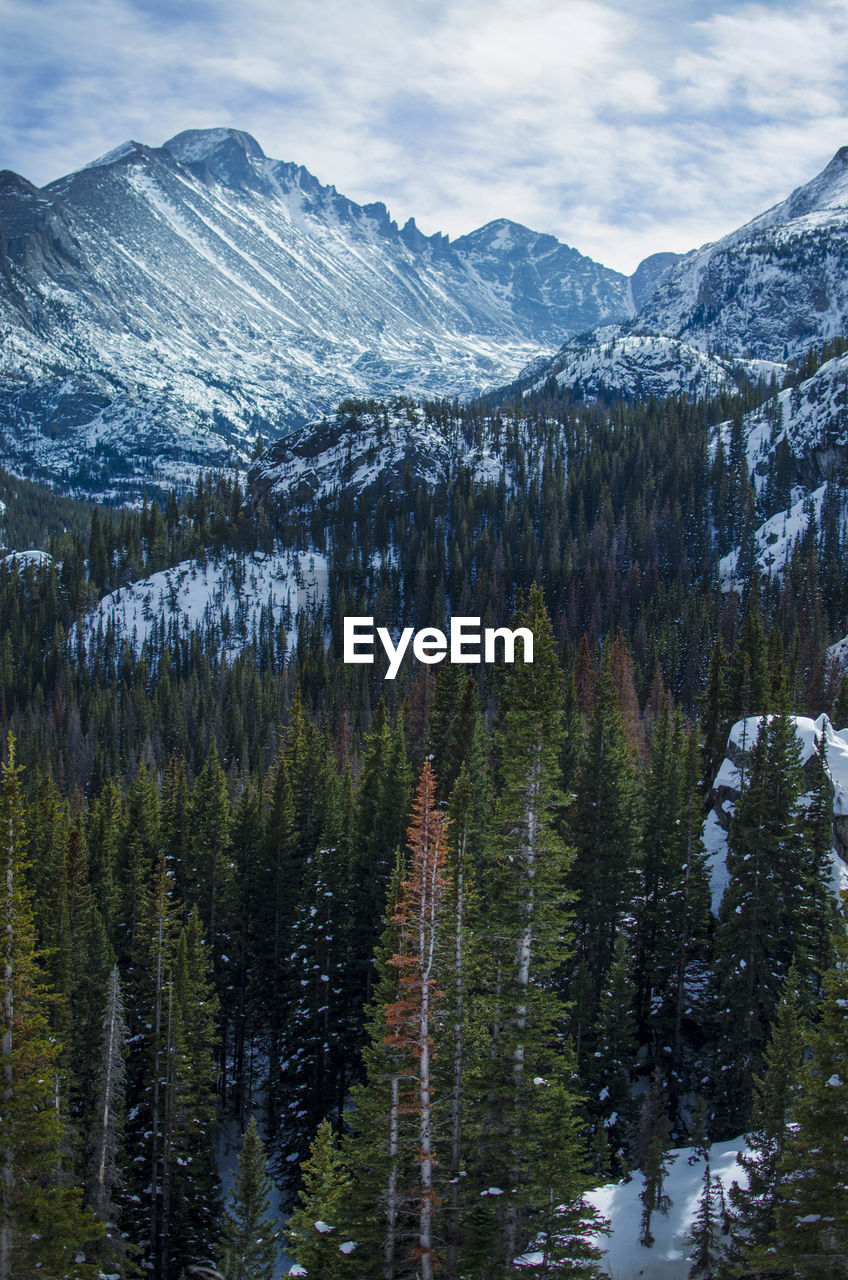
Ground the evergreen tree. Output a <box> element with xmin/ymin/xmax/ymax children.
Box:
<box><xmin>751</xmin><ymin>905</ymin><xmax>848</xmax><ymax>1277</ymax></box>
<box><xmin>723</xmin><ymin>967</ymin><xmax>806</xmax><ymax>1276</ymax></box>
<box><xmin>329</xmin><ymin>763</ymin><xmax>451</xmax><ymax>1280</ymax></box>
<box><xmin>465</xmin><ymin>585</ymin><xmax>606</xmax><ymax>1279</ymax></box>
<box><xmin>713</xmin><ymin>706</ymin><xmax>820</xmax><ymax>1130</ymax></box>
<box><xmin>166</xmin><ymin>914</ymin><xmax>222</xmax><ymax>1275</ymax></box>
<box><xmin>88</xmin><ymin>964</ymin><xmax>129</xmax><ymax>1272</ymax></box>
<box><xmin>636</xmin><ymin>1069</ymin><xmax>676</xmax><ymax>1248</ymax></box>
<box><xmin>0</xmin><ymin>739</ymin><xmax>103</xmax><ymax>1278</ymax></box>
<box><xmin>187</xmin><ymin>740</ymin><xmax>233</xmax><ymax>968</ymax></box>
<box><xmin>261</xmin><ymin>748</ymin><xmax>298</xmax><ymax>1137</ymax></box>
<box><xmin>701</xmin><ymin>637</ymin><xmax>731</xmax><ymax>790</ymax></box>
<box><xmin>686</xmin><ymin>1164</ymin><xmax>727</xmax><ymax>1280</ymax></box>
<box><xmin>583</xmin><ymin>929</ymin><xmax>637</xmax><ymax>1173</ymax></box>
<box><xmin>286</xmin><ymin>1118</ymin><xmax>349</xmax><ymax>1280</ymax></box>
<box><xmin>569</xmin><ymin>646</ymin><xmax>640</xmax><ymax>1018</ymax></box>
<box><xmin>217</xmin><ymin>1116</ymin><xmax>281</xmax><ymax>1280</ymax></box>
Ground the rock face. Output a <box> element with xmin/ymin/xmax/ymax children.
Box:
<box><xmin>524</xmin><ymin>148</ymin><xmax>848</xmax><ymax>404</ymax></box>
<box><xmin>703</xmin><ymin>715</ymin><xmax>848</xmax><ymax>913</ymax></box>
<box><xmin>0</xmin><ymin>128</ymin><xmax>632</xmax><ymax>499</ymax></box>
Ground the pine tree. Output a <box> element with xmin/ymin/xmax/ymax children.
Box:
<box><xmin>584</xmin><ymin>928</ymin><xmax>637</xmax><ymax>1172</ymax></box>
<box><xmin>750</xmin><ymin>904</ymin><xmax>848</xmax><ymax>1277</ymax></box>
<box><xmin>187</xmin><ymin>740</ymin><xmax>233</xmax><ymax>968</ymax></box>
<box><xmin>635</xmin><ymin>700</ymin><xmax>681</xmax><ymax>1046</ymax></box>
<box><xmin>713</xmin><ymin>705</ymin><xmax>817</xmax><ymax>1129</ymax></box>
<box><xmin>685</xmin><ymin>1164</ymin><xmax>727</xmax><ymax>1279</ymax></box>
<box><xmin>701</xmin><ymin>637</ymin><xmax>731</xmax><ymax>790</ymax></box>
<box><xmin>286</xmin><ymin>1118</ymin><xmax>349</xmax><ymax>1280</ymax></box>
<box><xmin>637</xmin><ymin>1070</ymin><xmax>676</xmax><ymax>1248</ymax></box>
<box><xmin>88</xmin><ymin>964</ymin><xmax>129</xmax><ymax>1271</ymax></box>
<box><xmin>383</xmin><ymin>760</ymin><xmax>448</xmax><ymax>1280</ymax></box>
<box><xmin>275</xmin><ymin>838</ymin><xmax>352</xmax><ymax>1190</ymax></box>
<box><xmin>668</xmin><ymin>725</ymin><xmax>712</xmax><ymax>1111</ymax></box>
<box><xmin>350</xmin><ymin>704</ymin><xmax>412</xmax><ymax>1009</ymax></box>
<box><xmin>218</xmin><ymin>1116</ymin><xmax>281</xmax><ymax>1280</ymax></box>
<box><xmin>328</xmin><ymin>854</ymin><xmax>409</xmax><ymax>1278</ymax></box>
<box><xmin>569</xmin><ymin>646</ymin><xmax>640</xmax><ymax>1018</ymax></box>
<box><xmin>442</xmin><ymin>763</ymin><xmax>483</xmax><ymax>1273</ymax></box>
<box><xmin>464</xmin><ymin>585</ymin><xmax>606</xmax><ymax>1279</ymax></box>
<box><xmin>166</xmin><ymin>913</ymin><xmax>222</xmax><ymax>1274</ymax></box>
<box><xmin>261</xmin><ymin>747</ymin><xmax>298</xmax><ymax>1137</ymax></box>
<box><xmin>723</xmin><ymin>967</ymin><xmax>806</xmax><ymax>1275</ymax></box>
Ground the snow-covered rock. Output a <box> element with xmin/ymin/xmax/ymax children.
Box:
<box><xmin>1</xmin><ymin>548</ymin><xmax>52</xmax><ymax>571</ymax></box>
<box><xmin>526</xmin><ymin>330</ymin><xmax>770</xmax><ymax>404</ymax></box>
<box><xmin>705</xmin><ymin>714</ymin><xmax>848</xmax><ymax>912</ymax></box>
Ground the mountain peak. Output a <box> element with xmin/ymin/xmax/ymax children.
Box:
<box><xmin>163</xmin><ymin>127</ymin><xmax>265</xmax><ymax>163</ymax></box>
<box><xmin>458</xmin><ymin>218</ymin><xmax>538</xmax><ymax>251</ymax></box>
<box><xmin>162</xmin><ymin>128</ymin><xmax>268</xmax><ymax>190</ymax></box>
<box><xmin>0</xmin><ymin>170</ymin><xmax>42</xmax><ymax>199</ymax></box>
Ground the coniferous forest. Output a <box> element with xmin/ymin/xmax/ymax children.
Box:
<box><xmin>2</xmin><ymin>374</ymin><xmax>848</xmax><ymax>1279</ymax></box>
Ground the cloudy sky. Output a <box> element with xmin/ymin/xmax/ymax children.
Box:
<box><xmin>3</xmin><ymin>0</ymin><xmax>848</xmax><ymax>272</ymax></box>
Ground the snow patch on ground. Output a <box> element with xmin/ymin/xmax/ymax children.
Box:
<box><xmin>588</xmin><ymin>1140</ymin><xmax>748</xmax><ymax>1280</ymax></box>
<box><xmin>719</xmin><ymin>485</ymin><xmax>827</xmax><ymax>590</ymax></box>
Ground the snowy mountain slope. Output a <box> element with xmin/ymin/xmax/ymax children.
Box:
<box><xmin>714</xmin><ymin>352</ymin><xmax>848</xmax><ymax>589</ymax></box>
<box><xmin>72</xmin><ymin>549</ymin><xmax>328</xmax><ymax>660</ymax></box>
<box><xmin>717</xmin><ymin>483</ymin><xmax>829</xmax><ymax>591</ymax></box>
<box><xmin>586</xmin><ymin>1140</ymin><xmax>747</xmax><ymax>1280</ymax></box>
<box><xmin>0</xmin><ymin>128</ymin><xmax>633</xmax><ymax>499</ymax></box>
<box><xmin>739</xmin><ymin>351</ymin><xmax>848</xmax><ymax>490</ymax></box>
<box><xmin>704</xmin><ymin>714</ymin><xmax>848</xmax><ymax>914</ymax></box>
<box><xmin>519</xmin><ymin>148</ymin><xmax>848</xmax><ymax>403</ymax></box>
<box><xmin>248</xmin><ymin>399</ymin><xmax>517</xmax><ymax>508</ymax></box>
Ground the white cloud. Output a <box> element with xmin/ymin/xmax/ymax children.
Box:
<box><xmin>1</xmin><ymin>0</ymin><xmax>847</xmax><ymax>271</ymax></box>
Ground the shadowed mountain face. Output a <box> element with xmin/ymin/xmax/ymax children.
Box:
<box><xmin>0</xmin><ymin>127</ymin><xmax>633</xmax><ymax>499</ymax></box>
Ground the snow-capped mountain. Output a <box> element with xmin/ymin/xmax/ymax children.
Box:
<box><xmin>524</xmin><ymin>148</ymin><xmax>848</xmax><ymax>404</ymax></box>
<box><xmin>0</xmin><ymin>127</ymin><xmax>632</xmax><ymax>499</ymax></box>
<box><xmin>636</xmin><ymin>146</ymin><xmax>848</xmax><ymax>361</ymax></box>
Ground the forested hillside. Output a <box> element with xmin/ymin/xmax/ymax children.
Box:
<box><xmin>1</xmin><ymin>373</ymin><xmax>848</xmax><ymax>1278</ymax></box>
